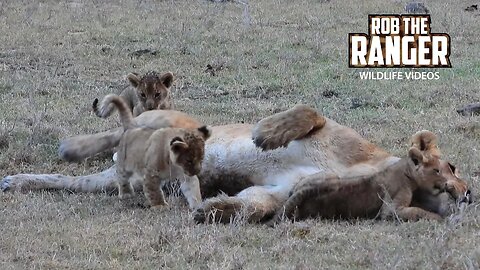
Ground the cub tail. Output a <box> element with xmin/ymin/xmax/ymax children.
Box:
<box><xmin>93</xmin><ymin>94</ymin><xmax>134</xmax><ymax>130</ymax></box>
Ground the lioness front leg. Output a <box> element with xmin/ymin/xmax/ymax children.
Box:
<box><xmin>194</xmin><ymin>186</ymin><xmax>288</xmax><ymax>224</ymax></box>
<box><xmin>1</xmin><ymin>165</ymin><xmax>120</xmax><ymax>193</ymax></box>
<box><xmin>144</xmin><ymin>173</ymin><xmax>168</xmax><ymax>207</ymax></box>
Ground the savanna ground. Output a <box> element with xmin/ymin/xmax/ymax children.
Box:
<box><xmin>0</xmin><ymin>0</ymin><xmax>479</xmax><ymax>269</ymax></box>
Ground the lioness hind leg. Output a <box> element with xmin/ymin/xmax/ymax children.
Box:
<box><xmin>252</xmin><ymin>104</ymin><xmax>326</xmax><ymax>151</ymax></box>
<box><xmin>194</xmin><ymin>186</ymin><xmax>286</xmax><ymax>224</ymax></box>
<box><xmin>59</xmin><ymin>127</ymin><xmax>124</xmax><ymax>162</ymax></box>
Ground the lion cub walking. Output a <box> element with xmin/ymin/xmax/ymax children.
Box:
<box><xmin>96</xmin><ymin>94</ymin><xmax>211</xmax><ymax>208</ymax></box>
<box><xmin>93</xmin><ymin>71</ymin><xmax>175</xmax><ymax>118</ymax></box>
<box><xmin>271</xmin><ymin>147</ymin><xmax>449</xmax><ymax>223</ymax></box>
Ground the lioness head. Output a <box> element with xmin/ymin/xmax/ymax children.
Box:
<box><xmin>127</xmin><ymin>71</ymin><xmax>175</xmax><ymax>110</ymax></box>
<box><xmin>408</xmin><ymin>147</ymin><xmax>447</xmax><ymax>195</ymax></box>
<box><xmin>169</xmin><ymin>126</ymin><xmax>212</xmax><ymax>177</ymax></box>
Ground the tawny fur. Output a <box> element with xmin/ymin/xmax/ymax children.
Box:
<box><xmin>95</xmin><ymin>94</ymin><xmax>135</xmax><ymax>130</ymax></box>
<box><xmin>59</xmin><ymin>110</ymin><xmax>202</xmax><ymax>162</ymax></box>
<box><xmin>252</xmin><ymin>104</ymin><xmax>326</xmax><ymax>151</ymax></box>
<box><xmin>93</xmin><ymin>71</ymin><xmax>175</xmax><ymax>118</ymax></box>
<box><xmin>410</xmin><ymin>130</ymin><xmax>441</xmax><ymax>159</ymax></box>
<box><xmin>2</xmin><ymin>105</ymin><xmax>471</xmax><ymax>223</ymax></box>
<box><xmin>270</xmin><ymin>148</ymin><xmax>450</xmax><ymax>224</ymax></box>
<box><xmin>100</xmin><ymin>95</ymin><xmax>211</xmax><ymax>208</ymax></box>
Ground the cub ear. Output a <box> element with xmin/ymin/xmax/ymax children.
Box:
<box><xmin>127</xmin><ymin>73</ymin><xmax>141</xmax><ymax>88</ymax></box>
<box><xmin>197</xmin><ymin>126</ymin><xmax>212</xmax><ymax>140</ymax></box>
<box><xmin>170</xmin><ymin>137</ymin><xmax>188</xmax><ymax>152</ymax></box>
<box><xmin>448</xmin><ymin>162</ymin><xmax>460</xmax><ymax>177</ymax></box>
<box><xmin>160</xmin><ymin>72</ymin><xmax>175</xmax><ymax>88</ymax></box>
<box><xmin>409</xmin><ymin>130</ymin><xmax>441</xmax><ymax>159</ymax></box>
<box><xmin>408</xmin><ymin>147</ymin><xmax>427</xmax><ymax>166</ymax></box>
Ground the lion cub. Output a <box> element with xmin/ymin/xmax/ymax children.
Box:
<box><xmin>271</xmin><ymin>147</ymin><xmax>449</xmax><ymax>223</ymax></box>
<box><xmin>93</xmin><ymin>71</ymin><xmax>175</xmax><ymax>118</ymax></box>
<box><xmin>96</xmin><ymin>94</ymin><xmax>210</xmax><ymax>208</ymax></box>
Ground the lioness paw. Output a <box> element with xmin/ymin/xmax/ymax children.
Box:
<box><xmin>1</xmin><ymin>176</ymin><xmax>12</xmax><ymax>192</ymax></box>
<box><xmin>193</xmin><ymin>208</ymin><xmax>207</xmax><ymax>224</ymax></box>
<box><xmin>1</xmin><ymin>175</ymin><xmax>33</xmax><ymax>193</ymax></box>
<box><xmin>252</xmin><ymin>105</ymin><xmax>326</xmax><ymax>151</ymax></box>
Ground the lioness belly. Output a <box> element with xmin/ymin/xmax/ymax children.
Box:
<box><xmin>200</xmin><ymin>124</ymin><xmax>324</xmax><ymax>188</ymax></box>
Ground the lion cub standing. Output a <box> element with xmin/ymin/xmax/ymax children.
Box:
<box><xmin>96</xmin><ymin>94</ymin><xmax>211</xmax><ymax>208</ymax></box>
<box><xmin>93</xmin><ymin>71</ymin><xmax>175</xmax><ymax>118</ymax></box>
<box><xmin>271</xmin><ymin>147</ymin><xmax>449</xmax><ymax>223</ymax></box>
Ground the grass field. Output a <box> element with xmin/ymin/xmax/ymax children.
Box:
<box><xmin>1</xmin><ymin>0</ymin><xmax>479</xmax><ymax>269</ymax></box>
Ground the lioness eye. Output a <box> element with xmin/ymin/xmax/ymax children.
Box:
<box><xmin>140</xmin><ymin>93</ymin><xmax>146</xmax><ymax>98</ymax></box>
<box><xmin>434</xmin><ymin>169</ymin><xmax>440</xmax><ymax>174</ymax></box>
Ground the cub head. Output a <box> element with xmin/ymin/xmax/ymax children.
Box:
<box><xmin>409</xmin><ymin>130</ymin><xmax>472</xmax><ymax>204</ymax></box>
<box><xmin>169</xmin><ymin>126</ymin><xmax>212</xmax><ymax>177</ymax></box>
<box><xmin>409</xmin><ymin>130</ymin><xmax>441</xmax><ymax>160</ymax></box>
<box><xmin>127</xmin><ymin>71</ymin><xmax>175</xmax><ymax>110</ymax></box>
<box><xmin>408</xmin><ymin>147</ymin><xmax>447</xmax><ymax>195</ymax></box>
<box><xmin>439</xmin><ymin>160</ymin><xmax>472</xmax><ymax>204</ymax></box>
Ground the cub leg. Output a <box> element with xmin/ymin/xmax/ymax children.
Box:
<box><xmin>179</xmin><ymin>175</ymin><xmax>202</xmax><ymax>210</ymax></box>
<box><xmin>144</xmin><ymin>173</ymin><xmax>168</xmax><ymax>207</ymax></box>
<box><xmin>395</xmin><ymin>206</ymin><xmax>443</xmax><ymax>221</ymax></box>
<box><xmin>117</xmin><ymin>169</ymin><xmax>134</xmax><ymax>199</ymax></box>
<box><xmin>391</xmin><ymin>190</ymin><xmax>442</xmax><ymax>221</ymax></box>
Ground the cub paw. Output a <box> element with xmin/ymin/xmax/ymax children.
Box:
<box><xmin>118</xmin><ymin>193</ymin><xmax>134</xmax><ymax>199</ymax></box>
<box><xmin>150</xmin><ymin>202</ymin><xmax>169</xmax><ymax>209</ymax></box>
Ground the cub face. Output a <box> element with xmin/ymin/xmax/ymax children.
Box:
<box><xmin>127</xmin><ymin>71</ymin><xmax>174</xmax><ymax>110</ymax></box>
<box><xmin>439</xmin><ymin>160</ymin><xmax>472</xmax><ymax>203</ymax></box>
<box><xmin>169</xmin><ymin>126</ymin><xmax>212</xmax><ymax>177</ymax></box>
<box><xmin>408</xmin><ymin>147</ymin><xmax>447</xmax><ymax>195</ymax></box>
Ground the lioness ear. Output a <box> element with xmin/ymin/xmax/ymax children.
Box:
<box><xmin>409</xmin><ymin>130</ymin><xmax>441</xmax><ymax>158</ymax></box>
<box><xmin>127</xmin><ymin>73</ymin><xmax>141</xmax><ymax>88</ymax></box>
<box><xmin>170</xmin><ymin>137</ymin><xmax>188</xmax><ymax>152</ymax></box>
<box><xmin>160</xmin><ymin>72</ymin><xmax>174</xmax><ymax>88</ymax></box>
<box><xmin>408</xmin><ymin>147</ymin><xmax>427</xmax><ymax>166</ymax></box>
<box><xmin>197</xmin><ymin>126</ymin><xmax>212</xmax><ymax>140</ymax></box>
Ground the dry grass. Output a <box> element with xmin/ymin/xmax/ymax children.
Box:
<box><xmin>1</xmin><ymin>0</ymin><xmax>479</xmax><ymax>268</ymax></box>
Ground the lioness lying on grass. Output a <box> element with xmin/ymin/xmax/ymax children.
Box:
<box><xmin>1</xmin><ymin>105</ymin><xmax>470</xmax><ymax>224</ymax></box>
<box><xmin>95</xmin><ymin>94</ymin><xmax>211</xmax><ymax>209</ymax></box>
<box><xmin>270</xmin><ymin>147</ymin><xmax>453</xmax><ymax>224</ymax></box>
